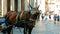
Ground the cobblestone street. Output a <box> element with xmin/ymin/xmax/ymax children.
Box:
<box><xmin>0</xmin><ymin>20</ymin><xmax>60</xmax><ymax>34</ymax></box>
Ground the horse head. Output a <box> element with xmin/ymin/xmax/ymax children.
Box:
<box><xmin>29</xmin><ymin>4</ymin><xmax>40</xmax><ymax>20</ymax></box>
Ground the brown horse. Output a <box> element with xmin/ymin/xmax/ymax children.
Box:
<box><xmin>19</xmin><ymin>6</ymin><xmax>40</xmax><ymax>34</ymax></box>
<box><xmin>4</xmin><ymin>8</ymin><xmax>40</xmax><ymax>34</ymax></box>
<box><xmin>5</xmin><ymin>11</ymin><xmax>18</xmax><ymax>24</ymax></box>
<box><xmin>19</xmin><ymin>11</ymin><xmax>36</xmax><ymax>34</ymax></box>
<box><xmin>4</xmin><ymin>10</ymin><xmax>35</xmax><ymax>34</ymax></box>
<box><xmin>13</xmin><ymin>10</ymin><xmax>35</xmax><ymax>34</ymax></box>
<box><xmin>4</xmin><ymin>11</ymin><xmax>18</xmax><ymax>34</ymax></box>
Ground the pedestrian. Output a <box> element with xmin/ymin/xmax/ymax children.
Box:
<box><xmin>49</xmin><ymin>15</ymin><xmax>51</xmax><ymax>19</ymax></box>
<box><xmin>41</xmin><ymin>14</ymin><xmax>44</xmax><ymax>20</ymax></box>
<box><xmin>57</xmin><ymin>15</ymin><xmax>59</xmax><ymax>21</ymax></box>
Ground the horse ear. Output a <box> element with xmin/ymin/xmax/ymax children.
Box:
<box><xmin>37</xmin><ymin>5</ymin><xmax>40</xmax><ymax>9</ymax></box>
<box><xmin>29</xmin><ymin>4</ymin><xmax>33</xmax><ymax>9</ymax></box>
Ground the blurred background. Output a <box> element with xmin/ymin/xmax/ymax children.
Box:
<box><xmin>0</xmin><ymin>0</ymin><xmax>60</xmax><ymax>34</ymax></box>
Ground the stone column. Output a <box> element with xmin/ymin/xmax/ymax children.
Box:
<box><xmin>30</xmin><ymin>0</ymin><xmax>34</xmax><ymax>7</ymax></box>
<box><xmin>18</xmin><ymin>0</ymin><xmax>21</xmax><ymax>12</ymax></box>
<box><xmin>45</xmin><ymin>0</ymin><xmax>49</xmax><ymax>13</ymax></box>
<box><xmin>15</xmin><ymin>0</ymin><xmax>18</xmax><ymax>11</ymax></box>
<box><xmin>0</xmin><ymin>0</ymin><xmax>9</xmax><ymax>17</ymax></box>
<box><xmin>7</xmin><ymin>0</ymin><xmax>10</xmax><ymax>12</ymax></box>
<box><xmin>0</xmin><ymin>0</ymin><xmax>2</xmax><ymax>17</ymax></box>
<box><xmin>24</xmin><ymin>0</ymin><xmax>29</xmax><ymax>11</ymax></box>
<box><xmin>36</xmin><ymin>0</ymin><xmax>38</xmax><ymax>7</ymax></box>
<box><xmin>10</xmin><ymin>0</ymin><xmax>15</xmax><ymax>11</ymax></box>
<box><xmin>21</xmin><ymin>0</ymin><xmax>24</xmax><ymax>10</ymax></box>
<box><xmin>34</xmin><ymin>0</ymin><xmax>38</xmax><ymax>7</ymax></box>
<box><xmin>3</xmin><ymin>0</ymin><xmax>7</xmax><ymax>16</ymax></box>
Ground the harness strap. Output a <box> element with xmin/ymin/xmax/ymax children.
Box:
<box><xmin>20</xmin><ymin>11</ymin><xmax>24</xmax><ymax>20</ymax></box>
<box><xmin>16</xmin><ymin>12</ymin><xmax>21</xmax><ymax>23</ymax></box>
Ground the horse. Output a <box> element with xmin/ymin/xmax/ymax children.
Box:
<box><xmin>2</xmin><ymin>11</ymin><xmax>18</xmax><ymax>34</ymax></box>
<box><xmin>15</xmin><ymin>10</ymin><xmax>36</xmax><ymax>34</ymax></box>
<box><xmin>0</xmin><ymin>11</ymin><xmax>17</xmax><ymax>34</ymax></box>
<box><xmin>18</xmin><ymin>4</ymin><xmax>40</xmax><ymax>34</ymax></box>
<box><xmin>3</xmin><ymin>4</ymin><xmax>40</xmax><ymax>34</ymax></box>
<box><xmin>3</xmin><ymin>10</ymin><xmax>34</xmax><ymax>34</ymax></box>
<box><xmin>3</xmin><ymin>10</ymin><xmax>40</xmax><ymax>34</ymax></box>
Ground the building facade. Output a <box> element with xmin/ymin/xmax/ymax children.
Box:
<box><xmin>0</xmin><ymin>0</ymin><xmax>60</xmax><ymax>17</ymax></box>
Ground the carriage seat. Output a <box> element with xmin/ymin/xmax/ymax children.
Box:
<box><xmin>0</xmin><ymin>17</ymin><xmax>5</xmax><ymax>25</ymax></box>
<box><xmin>0</xmin><ymin>17</ymin><xmax>6</xmax><ymax>31</ymax></box>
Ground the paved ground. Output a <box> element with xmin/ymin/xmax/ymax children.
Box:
<box><xmin>0</xmin><ymin>20</ymin><xmax>60</xmax><ymax>34</ymax></box>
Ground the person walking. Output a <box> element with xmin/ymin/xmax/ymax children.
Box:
<box><xmin>41</xmin><ymin>14</ymin><xmax>44</xmax><ymax>20</ymax></box>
